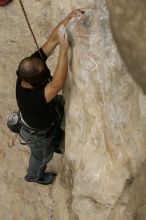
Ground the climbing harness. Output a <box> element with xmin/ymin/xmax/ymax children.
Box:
<box><xmin>19</xmin><ymin>0</ymin><xmax>39</xmax><ymax>50</ymax></box>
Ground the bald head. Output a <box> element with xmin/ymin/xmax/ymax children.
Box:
<box><xmin>17</xmin><ymin>57</ymin><xmax>46</xmax><ymax>81</ymax></box>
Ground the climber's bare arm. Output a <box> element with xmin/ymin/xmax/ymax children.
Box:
<box><xmin>42</xmin><ymin>9</ymin><xmax>84</xmax><ymax>58</ymax></box>
<box><xmin>44</xmin><ymin>25</ymin><xmax>68</xmax><ymax>102</ymax></box>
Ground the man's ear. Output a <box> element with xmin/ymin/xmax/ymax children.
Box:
<box><xmin>16</xmin><ymin>70</ymin><xmax>20</xmax><ymax>78</ymax></box>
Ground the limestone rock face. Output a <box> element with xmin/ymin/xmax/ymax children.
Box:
<box><xmin>1</xmin><ymin>0</ymin><xmax>146</xmax><ymax>220</ymax></box>
<box><xmin>107</xmin><ymin>0</ymin><xmax>146</xmax><ymax>94</ymax></box>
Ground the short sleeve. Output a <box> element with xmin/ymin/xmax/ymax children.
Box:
<box><xmin>30</xmin><ymin>48</ymin><xmax>47</xmax><ymax>62</ymax></box>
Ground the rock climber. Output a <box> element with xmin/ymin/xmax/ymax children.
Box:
<box><xmin>16</xmin><ymin>9</ymin><xmax>84</xmax><ymax>185</ymax></box>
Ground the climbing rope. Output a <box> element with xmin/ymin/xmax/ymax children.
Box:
<box><xmin>19</xmin><ymin>0</ymin><xmax>39</xmax><ymax>50</ymax></box>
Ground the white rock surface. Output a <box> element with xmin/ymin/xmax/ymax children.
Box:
<box><xmin>1</xmin><ymin>0</ymin><xmax>146</xmax><ymax>220</ymax></box>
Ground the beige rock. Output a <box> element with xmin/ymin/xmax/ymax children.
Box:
<box><xmin>107</xmin><ymin>0</ymin><xmax>146</xmax><ymax>94</ymax></box>
<box><xmin>1</xmin><ymin>0</ymin><xmax>146</xmax><ymax>220</ymax></box>
<box><xmin>62</xmin><ymin>1</ymin><xmax>146</xmax><ymax>219</ymax></box>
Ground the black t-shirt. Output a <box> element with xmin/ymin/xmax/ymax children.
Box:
<box><xmin>16</xmin><ymin>48</ymin><xmax>56</xmax><ymax>130</ymax></box>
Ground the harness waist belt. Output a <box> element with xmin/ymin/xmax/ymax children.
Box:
<box><xmin>20</xmin><ymin>113</ymin><xmax>37</xmax><ymax>131</ymax></box>
<box><xmin>20</xmin><ymin>113</ymin><xmax>55</xmax><ymax>132</ymax></box>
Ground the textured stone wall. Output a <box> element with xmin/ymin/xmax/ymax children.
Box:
<box><xmin>1</xmin><ymin>0</ymin><xmax>146</xmax><ymax>220</ymax></box>
<box><xmin>107</xmin><ymin>0</ymin><xmax>146</xmax><ymax>94</ymax></box>
<box><xmin>62</xmin><ymin>1</ymin><xmax>146</xmax><ymax>219</ymax></box>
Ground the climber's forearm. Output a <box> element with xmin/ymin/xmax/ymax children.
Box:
<box><xmin>44</xmin><ymin>50</ymin><xmax>68</xmax><ymax>103</ymax></box>
<box><xmin>53</xmin><ymin>50</ymin><xmax>68</xmax><ymax>88</ymax></box>
<box><xmin>41</xmin><ymin>34</ymin><xmax>58</xmax><ymax>58</ymax></box>
<box><xmin>41</xmin><ymin>18</ymin><xmax>70</xmax><ymax>57</ymax></box>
